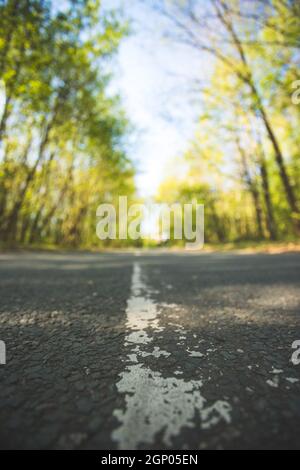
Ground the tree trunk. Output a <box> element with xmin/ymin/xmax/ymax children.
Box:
<box><xmin>257</xmin><ymin>150</ymin><xmax>277</xmax><ymax>240</ymax></box>
<box><xmin>237</xmin><ymin>139</ymin><xmax>264</xmax><ymax>239</ymax></box>
<box><xmin>37</xmin><ymin>165</ymin><xmax>72</xmax><ymax>241</ymax></box>
<box><xmin>254</xmin><ymin>91</ymin><xmax>300</xmax><ymax>233</ymax></box>
<box><xmin>0</xmin><ymin>41</ymin><xmax>25</xmax><ymax>144</ymax></box>
<box><xmin>2</xmin><ymin>119</ymin><xmax>52</xmax><ymax>241</ymax></box>
<box><xmin>249</xmin><ymin>184</ymin><xmax>264</xmax><ymax>239</ymax></box>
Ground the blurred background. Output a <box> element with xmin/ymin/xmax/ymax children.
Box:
<box><xmin>0</xmin><ymin>0</ymin><xmax>299</xmax><ymax>249</ymax></box>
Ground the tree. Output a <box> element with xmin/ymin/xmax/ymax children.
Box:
<box><xmin>0</xmin><ymin>0</ymin><xmax>135</xmax><ymax>247</ymax></box>
<box><xmin>146</xmin><ymin>0</ymin><xmax>300</xmax><ymax>234</ymax></box>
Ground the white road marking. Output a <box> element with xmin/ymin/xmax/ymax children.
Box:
<box><xmin>285</xmin><ymin>377</ymin><xmax>299</xmax><ymax>384</ymax></box>
<box><xmin>266</xmin><ymin>377</ymin><xmax>279</xmax><ymax>388</ymax></box>
<box><xmin>187</xmin><ymin>349</ymin><xmax>205</xmax><ymax>358</ymax></box>
<box><xmin>270</xmin><ymin>368</ymin><xmax>283</xmax><ymax>374</ymax></box>
<box><xmin>112</xmin><ymin>262</ymin><xmax>232</xmax><ymax>449</ymax></box>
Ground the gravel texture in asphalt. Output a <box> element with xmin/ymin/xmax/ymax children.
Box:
<box><xmin>0</xmin><ymin>251</ymin><xmax>299</xmax><ymax>449</ymax></box>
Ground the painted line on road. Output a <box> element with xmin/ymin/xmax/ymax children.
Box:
<box><xmin>112</xmin><ymin>262</ymin><xmax>232</xmax><ymax>449</ymax></box>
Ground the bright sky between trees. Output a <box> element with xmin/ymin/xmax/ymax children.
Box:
<box><xmin>104</xmin><ymin>0</ymin><xmax>212</xmax><ymax>197</ymax></box>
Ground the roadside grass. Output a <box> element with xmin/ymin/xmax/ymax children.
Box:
<box><xmin>198</xmin><ymin>240</ymin><xmax>300</xmax><ymax>254</ymax></box>
<box><xmin>1</xmin><ymin>239</ymin><xmax>300</xmax><ymax>254</ymax></box>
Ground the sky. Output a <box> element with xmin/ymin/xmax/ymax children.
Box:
<box><xmin>103</xmin><ymin>0</ymin><xmax>212</xmax><ymax>198</ymax></box>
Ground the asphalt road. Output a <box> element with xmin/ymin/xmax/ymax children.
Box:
<box><xmin>0</xmin><ymin>250</ymin><xmax>299</xmax><ymax>449</ymax></box>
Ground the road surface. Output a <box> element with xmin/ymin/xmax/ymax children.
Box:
<box><xmin>0</xmin><ymin>250</ymin><xmax>299</xmax><ymax>449</ymax></box>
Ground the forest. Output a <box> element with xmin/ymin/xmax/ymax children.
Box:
<box><xmin>0</xmin><ymin>0</ymin><xmax>135</xmax><ymax>247</ymax></box>
<box><xmin>0</xmin><ymin>0</ymin><xmax>299</xmax><ymax>248</ymax></box>
<box><xmin>156</xmin><ymin>0</ymin><xmax>300</xmax><ymax>245</ymax></box>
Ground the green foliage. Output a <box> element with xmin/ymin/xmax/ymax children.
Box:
<box><xmin>0</xmin><ymin>0</ymin><xmax>135</xmax><ymax>247</ymax></box>
<box><xmin>156</xmin><ymin>0</ymin><xmax>300</xmax><ymax>245</ymax></box>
